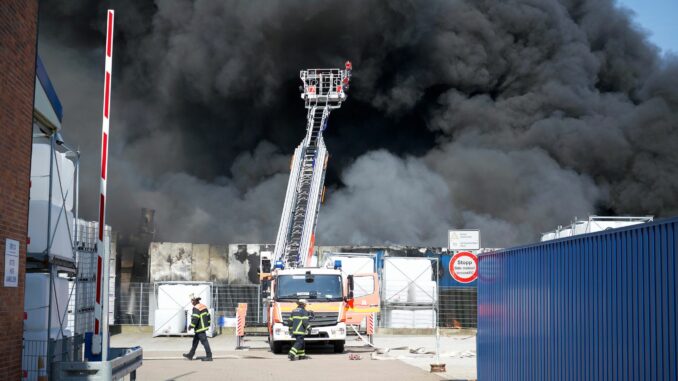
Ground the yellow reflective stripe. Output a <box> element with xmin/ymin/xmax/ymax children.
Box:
<box><xmin>347</xmin><ymin>307</ymin><xmax>380</xmax><ymax>313</ymax></box>
<box><xmin>191</xmin><ymin>309</ymin><xmax>210</xmax><ymax>332</ymax></box>
<box><xmin>279</xmin><ymin>303</ymin><xmax>342</xmax><ymax>312</ymax></box>
<box><xmin>290</xmin><ymin>316</ymin><xmax>308</xmax><ymax>319</ymax></box>
<box><xmin>292</xmin><ymin>320</ymin><xmax>306</xmax><ymax>334</ymax></box>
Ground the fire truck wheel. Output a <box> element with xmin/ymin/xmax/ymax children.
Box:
<box><xmin>270</xmin><ymin>340</ymin><xmax>284</xmax><ymax>354</ymax></box>
<box><xmin>333</xmin><ymin>341</ymin><xmax>345</xmax><ymax>353</ymax></box>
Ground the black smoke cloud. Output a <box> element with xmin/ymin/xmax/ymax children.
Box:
<box><xmin>38</xmin><ymin>0</ymin><xmax>678</xmax><ymax>247</ymax></box>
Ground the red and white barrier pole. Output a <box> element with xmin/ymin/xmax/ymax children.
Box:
<box><xmin>93</xmin><ymin>9</ymin><xmax>114</xmax><ymax>359</ymax></box>
<box><xmin>367</xmin><ymin>312</ymin><xmax>375</xmax><ymax>344</ymax></box>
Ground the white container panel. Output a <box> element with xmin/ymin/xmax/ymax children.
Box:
<box><xmin>383</xmin><ymin>258</ymin><xmax>433</xmax><ymax>283</ymax></box>
<box><xmin>413</xmin><ymin>309</ymin><xmax>437</xmax><ymax>328</ymax></box>
<box><xmin>327</xmin><ymin>256</ymin><xmax>375</xmax><ymax>274</ymax></box>
<box><xmin>382</xmin><ymin>279</ymin><xmax>409</xmax><ymax>303</ymax></box>
<box><xmin>24</xmin><ymin>273</ymin><xmax>69</xmax><ymax>332</ymax></box>
<box><xmin>157</xmin><ymin>283</ymin><xmax>211</xmax><ymax>311</ymax></box>
<box><xmin>407</xmin><ymin>281</ymin><xmax>437</xmax><ymax>304</ymax></box>
<box><xmin>153</xmin><ymin>309</ymin><xmax>187</xmax><ymax>335</ymax></box>
<box><xmin>27</xmin><ymin>200</ymin><xmax>74</xmax><ymax>260</ymax></box>
<box><xmin>557</xmin><ymin>228</ymin><xmax>572</xmax><ymax>238</ymax></box>
<box><xmin>30</xmin><ymin>146</ymin><xmax>75</xmax><ymax>210</ymax></box>
<box><xmin>384</xmin><ymin>309</ymin><xmax>414</xmax><ymax>328</ymax></box>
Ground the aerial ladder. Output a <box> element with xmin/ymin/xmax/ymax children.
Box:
<box><xmin>246</xmin><ymin>62</ymin><xmax>379</xmax><ymax>353</ymax></box>
<box><xmin>271</xmin><ymin>61</ymin><xmax>353</xmax><ymax>268</ymax></box>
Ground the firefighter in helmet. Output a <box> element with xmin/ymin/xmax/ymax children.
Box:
<box><xmin>183</xmin><ymin>294</ymin><xmax>213</xmax><ymax>361</ymax></box>
<box><xmin>286</xmin><ymin>299</ymin><xmax>312</xmax><ymax>360</ymax></box>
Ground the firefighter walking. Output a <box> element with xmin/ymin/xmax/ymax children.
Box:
<box><xmin>287</xmin><ymin>299</ymin><xmax>312</xmax><ymax>360</ymax></box>
<box><xmin>183</xmin><ymin>294</ymin><xmax>213</xmax><ymax>361</ymax></box>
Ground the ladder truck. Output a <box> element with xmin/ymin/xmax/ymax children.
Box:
<box><xmin>260</xmin><ymin>62</ymin><xmax>380</xmax><ymax>354</ymax></box>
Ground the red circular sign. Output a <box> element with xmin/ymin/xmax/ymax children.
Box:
<box><xmin>449</xmin><ymin>251</ymin><xmax>478</xmax><ymax>283</ymax></box>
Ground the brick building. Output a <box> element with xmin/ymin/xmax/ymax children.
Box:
<box><xmin>0</xmin><ymin>1</ymin><xmax>39</xmax><ymax>378</ymax></box>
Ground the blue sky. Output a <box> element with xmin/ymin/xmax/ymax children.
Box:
<box><xmin>618</xmin><ymin>0</ymin><xmax>678</xmax><ymax>54</ymax></box>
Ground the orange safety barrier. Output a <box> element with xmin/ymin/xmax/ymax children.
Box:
<box><xmin>235</xmin><ymin>303</ymin><xmax>248</xmax><ymax>349</ymax></box>
<box><xmin>366</xmin><ymin>312</ymin><xmax>375</xmax><ymax>345</ymax></box>
<box><xmin>366</xmin><ymin>313</ymin><xmax>375</xmax><ymax>336</ymax></box>
<box><xmin>236</xmin><ymin>303</ymin><xmax>247</xmax><ymax>336</ymax></box>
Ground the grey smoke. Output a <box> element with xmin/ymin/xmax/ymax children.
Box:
<box><xmin>38</xmin><ymin>0</ymin><xmax>678</xmax><ymax>248</ymax></box>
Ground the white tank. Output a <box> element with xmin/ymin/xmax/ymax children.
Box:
<box><xmin>23</xmin><ymin>273</ymin><xmax>69</xmax><ymax>332</ymax></box>
<box><xmin>27</xmin><ymin>200</ymin><xmax>74</xmax><ymax>260</ymax></box>
<box><xmin>153</xmin><ymin>309</ymin><xmax>187</xmax><ymax>335</ymax></box>
<box><xmin>29</xmin><ymin>144</ymin><xmax>75</xmax><ymax>210</ymax></box>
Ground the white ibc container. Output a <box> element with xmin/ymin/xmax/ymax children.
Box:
<box><xmin>157</xmin><ymin>283</ymin><xmax>211</xmax><ymax>310</ymax></box>
<box><xmin>384</xmin><ymin>309</ymin><xmax>414</xmax><ymax>328</ymax></box>
<box><xmin>572</xmin><ymin>221</ymin><xmax>589</xmax><ymax>235</ymax></box>
<box><xmin>30</xmin><ymin>144</ymin><xmax>75</xmax><ymax>210</ymax></box>
<box><xmin>413</xmin><ymin>309</ymin><xmax>436</xmax><ymax>328</ymax></box>
<box><xmin>24</xmin><ymin>273</ymin><xmax>69</xmax><ymax>332</ymax></box>
<box><xmin>557</xmin><ymin>228</ymin><xmax>572</xmax><ymax>238</ymax></box>
<box><xmin>407</xmin><ymin>281</ymin><xmax>437</xmax><ymax>304</ymax></box>
<box><xmin>382</xmin><ymin>279</ymin><xmax>409</xmax><ymax>303</ymax></box>
<box><xmin>153</xmin><ymin>309</ymin><xmax>186</xmax><ymax>335</ymax></box>
<box><xmin>28</xmin><ymin>200</ymin><xmax>74</xmax><ymax>260</ymax></box>
<box><xmin>383</xmin><ymin>258</ymin><xmax>433</xmax><ymax>283</ymax></box>
<box><xmin>328</xmin><ymin>256</ymin><xmax>374</xmax><ymax>274</ymax></box>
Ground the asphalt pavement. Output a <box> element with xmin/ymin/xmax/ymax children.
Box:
<box><xmin>111</xmin><ymin>332</ymin><xmax>477</xmax><ymax>380</ymax></box>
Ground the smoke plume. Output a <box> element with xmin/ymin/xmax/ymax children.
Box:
<box><xmin>38</xmin><ymin>0</ymin><xmax>678</xmax><ymax>247</ymax></box>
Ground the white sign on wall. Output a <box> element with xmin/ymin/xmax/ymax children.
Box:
<box><xmin>448</xmin><ymin>229</ymin><xmax>481</xmax><ymax>251</ymax></box>
<box><xmin>4</xmin><ymin>239</ymin><xmax>20</xmax><ymax>287</ymax></box>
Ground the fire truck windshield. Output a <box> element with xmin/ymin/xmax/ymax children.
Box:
<box><xmin>276</xmin><ymin>275</ymin><xmax>343</xmax><ymax>301</ymax></box>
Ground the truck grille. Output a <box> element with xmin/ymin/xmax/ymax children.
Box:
<box><xmin>282</xmin><ymin>312</ymin><xmax>339</xmax><ymax>327</ymax></box>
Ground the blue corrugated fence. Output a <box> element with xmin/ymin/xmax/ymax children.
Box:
<box><xmin>478</xmin><ymin>217</ymin><xmax>677</xmax><ymax>380</ymax></box>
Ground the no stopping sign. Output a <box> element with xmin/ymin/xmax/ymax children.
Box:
<box><xmin>449</xmin><ymin>251</ymin><xmax>478</xmax><ymax>283</ymax></box>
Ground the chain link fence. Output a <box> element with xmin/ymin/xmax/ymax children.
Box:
<box><xmin>115</xmin><ymin>283</ymin><xmax>262</xmax><ymax>326</ymax></box>
<box><xmin>379</xmin><ymin>288</ymin><xmax>478</xmax><ymax>329</ymax></box>
<box><xmin>438</xmin><ymin>286</ymin><xmax>477</xmax><ymax>328</ymax></box>
<box><xmin>22</xmin><ymin>334</ymin><xmax>81</xmax><ymax>381</ymax></box>
<box><xmin>115</xmin><ymin>283</ymin><xmax>478</xmax><ymax>328</ymax></box>
<box><xmin>213</xmin><ymin>284</ymin><xmax>262</xmax><ymax>325</ymax></box>
<box><xmin>115</xmin><ymin>283</ymin><xmax>153</xmax><ymax>325</ymax></box>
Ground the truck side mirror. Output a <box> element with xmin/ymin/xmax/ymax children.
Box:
<box><xmin>347</xmin><ymin>275</ymin><xmax>354</xmax><ymax>300</ymax></box>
